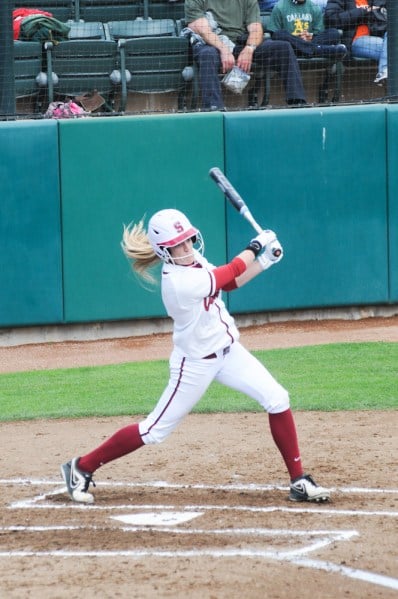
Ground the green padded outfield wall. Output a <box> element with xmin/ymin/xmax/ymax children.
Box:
<box><xmin>386</xmin><ymin>106</ymin><xmax>398</xmax><ymax>302</ymax></box>
<box><xmin>58</xmin><ymin>113</ymin><xmax>225</xmax><ymax>322</ymax></box>
<box><xmin>223</xmin><ymin>105</ymin><xmax>389</xmax><ymax>314</ymax></box>
<box><xmin>0</xmin><ymin>120</ymin><xmax>63</xmax><ymax>327</ymax></box>
<box><xmin>0</xmin><ymin>106</ymin><xmax>395</xmax><ymax>329</ymax></box>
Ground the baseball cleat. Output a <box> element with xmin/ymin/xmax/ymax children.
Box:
<box><xmin>61</xmin><ymin>457</ymin><xmax>95</xmax><ymax>504</ymax></box>
<box><xmin>289</xmin><ymin>474</ymin><xmax>330</xmax><ymax>503</ymax></box>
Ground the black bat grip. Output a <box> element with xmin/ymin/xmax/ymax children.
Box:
<box><xmin>209</xmin><ymin>167</ymin><xmax>246</xmax><ymax>212</ymax></box>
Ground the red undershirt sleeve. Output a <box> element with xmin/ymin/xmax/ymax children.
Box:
<box><xmin>212</xmin><ymin>257</ymin><xmax>246</xmax><ymax>291</ymax></box>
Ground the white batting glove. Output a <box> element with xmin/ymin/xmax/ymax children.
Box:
<box><xmin>257</xmin><ymin>239</ymin><xmax>284</xmax><ymax>270</ymax></box>
<box><xmin>247</xmin><ymin>229</ymin><xmax>277</xmax><ymax>256</ymax></box>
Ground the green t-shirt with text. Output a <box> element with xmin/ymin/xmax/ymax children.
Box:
<box><xmin>185</xmin><ymin>0</ymin><xmax>261</xmax><ymax>42</ymax></box>
<box><xmin>268</xmin><ymin>0</ymin><xmax>324</xmax><ymax>35</ymax></box>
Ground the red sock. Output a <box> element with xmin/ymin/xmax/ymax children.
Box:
<box><xmin>78</xmin><ymin>423</ymin><xmax>144</xmax><ymax>474</ymax></box>
<box><xmin>268</xmin><ymin>409</ymin><xmax>304</xmax><ymax>481</ymax></box>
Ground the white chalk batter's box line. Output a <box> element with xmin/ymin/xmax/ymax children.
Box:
<box><xmin>2</xmin><ymin>477</ymin><xmax>398</xmax><ymax>494</ymax></box>
<box><xmin>1</xmin><ymin>478</ymin><xmax>398</xmax><ymax>592</ymax></box>
<box><xmin>3</xmin><ymin>478</ymin><xmax>398</xmax><ymax>517</ymax></box>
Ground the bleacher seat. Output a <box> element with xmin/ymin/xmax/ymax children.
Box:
<box><xmin>76</xmin><ymin>0</ymin><xmax>143</xmax><ymax>23</ymax></box>
<box><xmin>117</xmin><ymin>36</ymin><xmax>191</xmax><ymax>111</ymax></box>
<box><xmin>107</xmin><ymin>18</ymin><xmax>176</xmax><ymax>41</ymax></box>
<box><xmin>14</xmin><ymin>40</ymin><xmax>47</xmax><ymax>111</ymax></box>
<box><xmin>68</xmin><ymin>21</ymin><xmax>106</xmax><ymax>39</ymax></box>
<box><xmin>13</xmin><ymin>0</ymin><xmax>74</xmax><ymax>22</ymax></box>
<box><xmin>45</xmin><ymin>39</ymin><xmax>119</xmax><ymax>110</ymax></box>
<box><xmin>147</xmin><ymin>0</ymin><xmax>185</xmax><ymax>21</ymax></box>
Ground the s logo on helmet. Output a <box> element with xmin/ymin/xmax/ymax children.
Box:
<box><xmin>174</xmin><ymin>221</ymin><xmax>184</xmax><ymax>233</ymax></box>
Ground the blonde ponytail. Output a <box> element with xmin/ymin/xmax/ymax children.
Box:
<box><xmin>121</xmin><ymin>219</ymin><xmax>160</xmax><ymax>284</ymax></box>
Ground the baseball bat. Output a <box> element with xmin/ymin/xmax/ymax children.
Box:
<box><xmin>209</xmin><ymin>167</ymin><xmax>262</xmax><ymax>234</ymax></box>
<box><xmin>209</xmin><ymin>167</ymin><xmax>281</xmax><ymax>256</ymax></box>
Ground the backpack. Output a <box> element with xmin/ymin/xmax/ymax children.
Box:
<box><xmin>19</xmin><ymin>14</ymin><xmax>70</xmax><ymax>42</ymax></box>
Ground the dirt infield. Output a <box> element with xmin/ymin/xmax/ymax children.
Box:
<box><xmin>1</xmin><ymin>317</ymin><xmax>398</xmax><ymax>598</ymax></box>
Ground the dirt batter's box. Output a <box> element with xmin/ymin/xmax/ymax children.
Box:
<box><xmin>1</xmin><ymin>478</ymin><xmax>398</xmax><ymax>593</ymax></box>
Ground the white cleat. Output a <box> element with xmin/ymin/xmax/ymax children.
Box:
<box><xmin>60</xmin><ymin>457</ymin><xmax>95</xmax><ymax>504</ymax></box>
<box><xmin>289</xmin><ymin>474</ymin><xmax>330</xmax><ymax>503</ymax></box>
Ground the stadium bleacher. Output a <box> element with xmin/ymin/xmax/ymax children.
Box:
<box><xmin>10</xmin><ymin>1</ymin><xmax>389</xmax><ymax>116</ymax></box>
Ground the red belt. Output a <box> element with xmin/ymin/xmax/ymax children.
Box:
<box><xmin>203</xmin><ymin>346</ymin><xmax>231</xmax><ymax>360</ymax></box>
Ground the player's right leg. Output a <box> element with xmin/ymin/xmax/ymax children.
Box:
<box><xmin>139</xmin><ymin>348</ymin><xmax>218</xmax><ymax>444</ymax></box>
<box><xmin>60</xmin><ymin>350</ymin><xmax>219</xmax><ymax>502</ymax></box>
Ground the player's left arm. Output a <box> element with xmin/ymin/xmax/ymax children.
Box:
<box><xmin>222</xmin><ymin>239</ymin><xmax>284</xmax><ymax>290</ymax></box>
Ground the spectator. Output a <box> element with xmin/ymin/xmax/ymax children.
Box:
<box><xmin>324</xmin><ymin>0</ymin><xmax>387</xmax><ymax>85</ymax></box>
<box><xmin>258</xmin><ymin>0</ymin><xmax>278</xmax><ymax>11</ymax></box>
<box><xmin>312</xmin><ymin>0</ymin><xmax>328</xmax><ymax>11</ymax></box>
<box><xmin>268</xmin><ymin>0</ymin><xmax>347</xmax><ymax>60</ymax></box>
<box><xmin>184</xmin><ymin>0</ymin><xmax>307</xmax><ymax>110</ymax></box>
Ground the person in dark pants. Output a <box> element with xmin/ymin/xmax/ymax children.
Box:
<box><xmin>324</xmin><ymin>0</ymin><xmax>388</xmax><ymax>85</ymax></box>
<box><xmin>185</xmin><ymin>0</ymin><xmax>307</xmax><ymax>110</ymax></box>
<box><xmin>268</xmin><ymin>0</ymin><xmax>347</xmax><ymax>60</ymax></box>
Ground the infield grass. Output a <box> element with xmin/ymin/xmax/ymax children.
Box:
<box><xmin>0</xmin><ymin>342</ymin><xmax>397</xmax><ymax>421</ymax></box>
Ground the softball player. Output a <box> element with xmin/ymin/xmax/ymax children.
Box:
<box><xmin>61</xmin><ymin>209</ymin><xmax>330</xmax><ymax>504</ymax></box>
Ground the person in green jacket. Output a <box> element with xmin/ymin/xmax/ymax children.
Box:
<box><xmin>268</xmin><ymin>0</ymin><xmax>347</xmax><ymax>59</ymax></box>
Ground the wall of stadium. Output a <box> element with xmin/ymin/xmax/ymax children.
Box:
<box><xmin>0</xmin><ymin>104</ymin><xmax>397</xmax><ymax>329</ymax></box>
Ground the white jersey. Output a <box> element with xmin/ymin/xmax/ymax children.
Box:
<box><xmin>161</xmin><ymin>251</ymin><xmax>240</xmax><ymax>359</ymax></box>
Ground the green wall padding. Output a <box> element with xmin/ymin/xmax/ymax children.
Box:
<box><xmin>0</xmin><ymin>104</ymin><xmax>395</xmax><ymax>330</ymax></box>
<box><xmin>386</xmin><ymin>105</ymin><xmax>398</xmax><ymax>301</ymax></box>
<box><xmin>223</xmin><ymin>105</ymin><xmax>389</xmax><ymax>314</ymax></box>
<box><xmin>0</xmin><ymin>120</ymin><xmax>62</xmax><ymax>327</ymax></box>
<box><xmin>58</xmin><ymin>113</ymin><xmax>225</xmax><ymax>322</ymax></box>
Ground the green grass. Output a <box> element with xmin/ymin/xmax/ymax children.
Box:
<box><xmin>0</xmin><ymin>342</ymin><xmax>397</xmax><ymax>421</ymax></box>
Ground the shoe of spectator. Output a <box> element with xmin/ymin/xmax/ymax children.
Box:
<box><xmin>287</xmin><ymin>99</ymin><xmax>308</xmax><ymax>106</ymax></box>
<box><xmin>374</xmin><ymin>70</ymin><xmax>387</xmax><ymax>86</ymax></box>
<box><xmin>314</xmin><ymin>43</ymin><xmax>347</xmax><ymax>61</ymax></box>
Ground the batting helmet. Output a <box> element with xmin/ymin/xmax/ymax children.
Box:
<box><xmin>148</xmin><ymin>209</ymin><xmax>203</xmax><ymax>262</ymax></box>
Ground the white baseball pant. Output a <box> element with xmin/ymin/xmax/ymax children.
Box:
<box><xmin>139</xmin><ymin>341</ymin><xmax>290</xmax><ymax>445</ymax></box>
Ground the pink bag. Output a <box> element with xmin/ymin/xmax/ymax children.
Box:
<box><xmin>44</xmin><ymin>101</ymin><xmax>87</xmax><ymax>119</ymax></box>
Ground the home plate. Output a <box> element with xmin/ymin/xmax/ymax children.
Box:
<box><xmin>112</xmin><ymin>512</ymin><xmax>203</xmax><ymax>526</ymax></box>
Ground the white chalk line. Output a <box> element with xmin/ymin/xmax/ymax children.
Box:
<box><xmin>9</xmin><ymin>497</ymin><xmax>398</xmax><ymax>518</ymax></box>
<box><xmin>5</xmin><ymin>478</ymin><xmax>398</xmax><ymax>516</ymax></box>
<box><xmin>1</xmin><ymin>478</ymin><xmax>397</xmax><ymax>494</ymax></box>
<box><xmin>0</xmin><ymin>525</ymin><xmax>356</xmax><ymax>538</ymax></box>
<box><xmin>0</xmin><ymin>547</ymin><xmax>397</xmax><ymax>591</ymax></box>
<box><xmin>2</xmin><ymin>478</ymin><xmax>398</xmax><ymax>592</ymax></box>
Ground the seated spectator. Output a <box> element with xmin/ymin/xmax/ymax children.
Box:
<box><xmin>259</xmin><ymin>0</ymin><xmax>327</xmax><ymax>14</ymax></box>
<box><xmin>185</xmin><ymin>0</ymin><xmax>307</xmax><ymax>110</ymax></box>
<box><xmin>324</xmin><ymin>0</ymin><xmax>387</xmax><ymax>85</ymax></box>
<box><xmin>312</xmin><ymin>0</ymin><xmax>328</xmax><ymax>11</ymax></box>
<box><xmin>268</xmin><ymin>0</ymin><xmax>347</xmax><ymax>60</ymax></box>
<box><xmin>258</xmin><ymin>0</ymin><xmax>278</xmax><ymax>11</ymax></box>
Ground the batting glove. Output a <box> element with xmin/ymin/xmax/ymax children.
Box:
<box><xmin>257</xmin><ymin>239</ymin><xmax>284</xmax><ymax>270</ymax></box>
<box><xmin>246</xmin><ymin>229</ymin><xmax>277</xmax><ymax>257</ymax></box>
